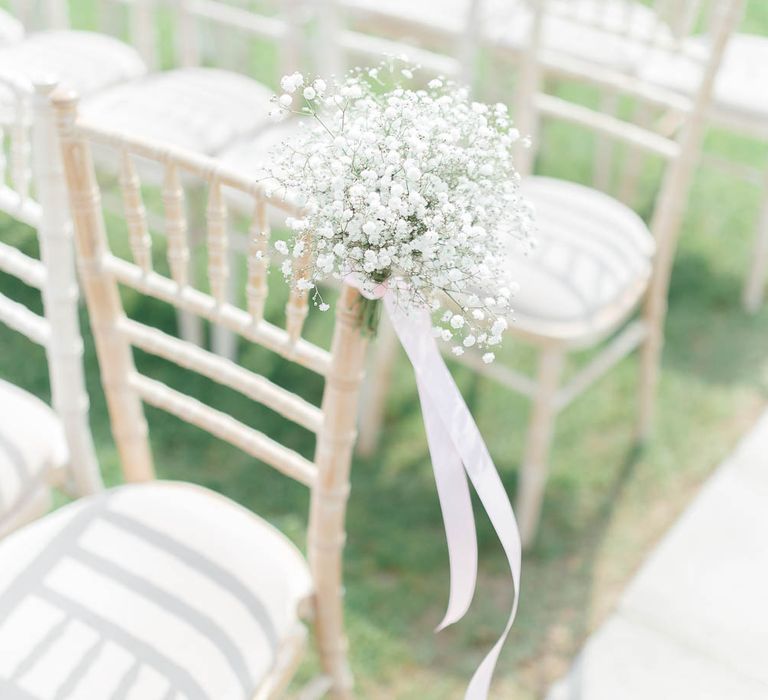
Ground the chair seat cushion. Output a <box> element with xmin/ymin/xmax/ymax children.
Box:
<box><xmin>0</xmin><ymin>481</ymin><xmax>313</xmax><ymax>700</ymax></box>
<box><xmin>82</xmin><ymin>68</ymin><xmax>275</xmax><ymax>155</ymax></box>
<box><xmin>0</xmin><ymin>379</ymin><xmax>66</xmax><ymax>531</ymax></box>
<box><xmin>640</xmin><ymin>33</ymin><xmax>768</xmax><ymax>135</ymax></box>
<box><xmin>0</xmin><ymin>8</ymin><xmax>23</xmax><ymax>46</ymax></box>
<box><xmin>0</xmin><ymin>31</ymin><xmax>146</xmax><ymax>98</ymax></box>
<box><xmin>510</xmin><ymin>177</ymin><xmax>654</xmax><ymax>343</ymax></box>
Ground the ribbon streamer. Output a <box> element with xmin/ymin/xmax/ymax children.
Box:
<box><xmin>377</xmin><ymin>293</ymin><xmax>523</xmax><ymax>700</ymax></box>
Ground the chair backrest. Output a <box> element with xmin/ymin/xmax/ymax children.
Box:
<box><xmin>0</xmin><ymin>73</ymin><xmax>102</xmax><ymax>495</ymax></box>
<box><xmin>513</xmin><ymin>0</ymin><xmax>743</xmax><ymax>324</ymax></box>
<box><xmin>53</xmin><ymin>86</ymin><xmax>369</xmax><ymax>674</ymax></box>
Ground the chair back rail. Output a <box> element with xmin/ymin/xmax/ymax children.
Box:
<box><xmin>0</xmin><ymin>74</ymin><xmax>102</xmax><ymax>495</ymax></box>
<box><xmin>54</xmin><ymin>88</ymin><xmax>368</xmax><ymax>694</ymax></box>
<box><xmin>0</xmin><ymin>288</ymin><xmax>50</xmax><ymax>343</ymax></box>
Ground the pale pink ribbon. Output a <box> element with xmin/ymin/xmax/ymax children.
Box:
<box><xmin>354</xmin><ymin>280</ymin><xmax>522</xmax><ymax>699</ymax></box>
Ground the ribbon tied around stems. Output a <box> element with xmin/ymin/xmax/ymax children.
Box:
<box><xmin>350</xmin><ymin>278</ymin><xmax>522</xmax><ymax>700</ymax></box>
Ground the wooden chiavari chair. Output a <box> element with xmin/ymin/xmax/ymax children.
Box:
<box><xmin>488</xmin><ymin>1</ymin><xmax>767</xmax><ymax>313</ymax></box>
<box><xmin>0</xmin><ymin>85</ymin><xmax>369</xmax><ymax>699</ymax></box>
<box><xmin>357</xmin><ymin>0</ymin><xmax>744</xmax><ymax>547</ymax></box>
<box><xmin>487</xmin><ymin>0</ymin><xmax>745</xmax><ymax>547</ymax></box>
<box><xmin>0</xmin><ymin>75</ymin><xmax>102</xmax><ymax>537</ymax></box>
<box><xmin>513</xmin><ymin>3</ymin><xmax>767</xmax><ymax>315</ymax></box>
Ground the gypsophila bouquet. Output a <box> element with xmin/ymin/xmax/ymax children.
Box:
<box><xmin>265</xmin><ymin>60</ymin><xmax>535</xmax><ymax>361</ymax></box>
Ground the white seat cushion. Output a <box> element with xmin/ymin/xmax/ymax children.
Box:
<box><xmin>0</xmin><ymin>379</ymin><xmax>66</xmax><ymax>532</ymax></box>
<box><xmin>0</xmin><ymin>481</ymin><xmax>313</xmax><ymax>700</ymax></box>
<box><xmin>83</xmin><ymin>68</ymin><xmax>275</xmax><ymax>155</ymax></box>
<box><xmin>510</xmin><ymin>177</ymin><xmax>654</xmax><ymax>342</ymax></box>
<box><xmin>641</xmin><ymin>33</ymin><xmax>768</xmax><ymax>135</ymax></box>
<box><xmin>0</xmin><ymin>8</ymin><xmax>23</xmax><ymax>46</ymax></box>
<box><xmin>0</xmin><ymin>31</ymin><xmax>146</xmax><ymax>98</ymax></box>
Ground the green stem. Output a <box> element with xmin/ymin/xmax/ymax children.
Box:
<box><xmin>358</xmin><ymin>297</ymin><xmax>382</xmax><ymax>338</ymax></box>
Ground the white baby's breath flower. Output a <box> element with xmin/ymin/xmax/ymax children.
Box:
<box><xmin>266</xmin><ymin>59</ymin><xmax>534</xmax><ymax>353</ymax></box>
<box><xmin>482</xmin><ymin>352</ymin><xmax>495</xmax><ymax>364</ymax></box>
<box><xmin>274</xmin><ymin>240</ymin><xmax>288</xmax><ymax>255</ymax></box>
<box><xmin>280</xmin><ymin>72</ymin><xmax>304</xmax><ymax>94</ymax></box>
<box><xmin>491</xmin><ymin>318</ymin><xmax>508</xmax><ymax>336</ymax></box>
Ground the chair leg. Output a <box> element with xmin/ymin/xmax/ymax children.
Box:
<box><xmin>742</xmin><ymin>183</ymin><xmax>768</xmax><ymax>313</ymax></box>
<box><xmin>516</xmin><ymin>345</ymin><xmax>565</xmax><ymax>549</ymax></box>
<box><xmin>636</xmin><ymin>303</ymin><xmax>665</xmax><ymax>444</ymax></box>
<box><xmin>311</xmin><ymin>550</ymin><xmax>354</xmax><ymax>700</ymax></box>
<box><xmin>356</xmin><ymin>313</ymin><xmax>399</xmax><ymax>457</ymax></box>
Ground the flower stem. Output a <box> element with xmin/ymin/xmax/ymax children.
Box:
<box><xmin>358</xmin><ymin>297</ymin><xmax>382</xmax><ymax>337</ymax></box>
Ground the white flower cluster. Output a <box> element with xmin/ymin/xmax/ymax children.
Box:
<box><xmin>266</xmin><ymin>61</ymin><xmax>535</xmax><ymax>358</ymax></box>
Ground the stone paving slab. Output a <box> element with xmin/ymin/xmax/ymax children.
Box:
<box><xmin>547</xmin><ymin>615</ymin><xmax>768</xmax><ymax>700</ymax></box>
<box><xmin>547</xmin><ymin>409</ymin><xmax>768</xmax><ymax>699</ymax></box>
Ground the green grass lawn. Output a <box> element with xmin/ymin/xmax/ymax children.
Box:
<box><xmin>2</xmin><ymin>3</ymin><xmax>768</xmax><ymax>698</ymax></box>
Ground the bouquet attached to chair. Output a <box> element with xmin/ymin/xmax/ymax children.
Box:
<box><xmin>266</xmin><ymin>60</ymin><xmax>535</xmax><ymax>699</ymax></box>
